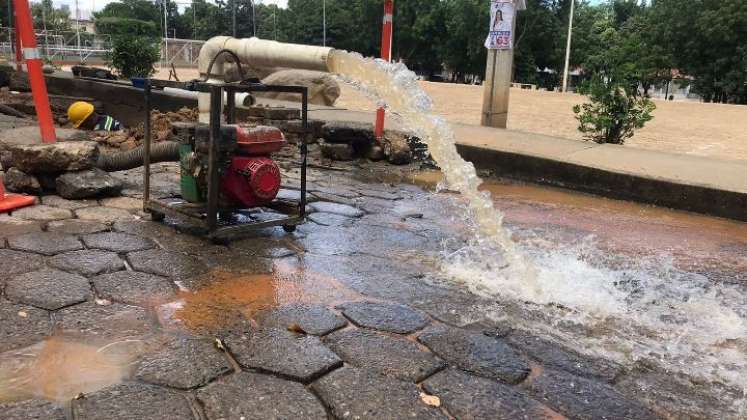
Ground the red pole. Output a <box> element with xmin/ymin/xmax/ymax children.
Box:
<box><xmin>374</xmin><ymin>0</ymin><xmax>394</xmax><ymax>140</ymax></box>
<box><xmin>13</xmin><ymin>14</ymin><xmax>22</xmax><ymax>71</ymax></box>
<box><xmin>12</xmin><ymin>0</ymin><xmax>56</xmax><ymax>143</ymax></box>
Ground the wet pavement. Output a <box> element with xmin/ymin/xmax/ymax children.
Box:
<box><xmin>1</xmin><ymin>159</ymin><xmax>745</xmax><ymax>419</ymax></box>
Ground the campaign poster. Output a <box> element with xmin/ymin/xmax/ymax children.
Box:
<box><xmin>484</xmin><ymin>1</ymin><xmax>515</xmax><ymax>50</ymax></box>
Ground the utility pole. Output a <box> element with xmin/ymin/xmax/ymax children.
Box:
<box><xmin>322</xmin><ymin>0</ymin><xmax>326</xmax><ymax>47</ymax></box>
<box><xmin>75</xmin><ymin>0</ymin><xmax>81</xmax><ymax>61</ymax></box>
<box><xmin>481</xmin><ymin>0</ymin><xmax>525</xmax><ymax>128</ymax></box>
<box><xmin>251</xmin><ymin>0</ymin><xmax>256</xmax><ymax>36</ymax></box>
<box><xmin>561</xmin><ymin>0</ymin><xmax>575</xmax><ymax>93</ymax></box>
<box><xmin>232</xmin><ymin>0</ymin><xmax>236</xmax><ymax>37</ymax></box>
<box><xmin>163</xmin><ymin>0</ymin><xmax>169</xmax><ymax>66</ymax></box>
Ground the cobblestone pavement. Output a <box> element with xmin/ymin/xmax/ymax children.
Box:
<box><xmin>0</xmin><ymin>161</ymin><xmax>738</xmax><ymax>419</ymax></box>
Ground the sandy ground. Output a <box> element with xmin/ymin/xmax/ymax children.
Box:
<box><xmin>155</xmin><ymin>67</ymin><xmax>747</xmax><ymax>162</ymax></box>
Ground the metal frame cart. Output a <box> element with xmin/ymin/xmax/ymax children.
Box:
<box><xmin>141</xmin><ymin>78</ymin><xmax>308</xmax><ymax>242</ymax></box>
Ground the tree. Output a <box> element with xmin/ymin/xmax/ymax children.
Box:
<box><xmin>32</xmin><ymin>0</ymin><xmax>71</xmax><ymax>33</ymax></box>
<box><xmin>108</xmin><ymin>34</ymin><xmax>161</xmax><ymax>78</ymax></box>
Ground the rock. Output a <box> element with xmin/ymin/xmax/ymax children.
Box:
<box><xmin>527</xmin><ymin>369</ymin><xmax>659</xmax><ymax>420</ymax></box>
<box><xmin>7</xmin><ymin>232</ymin><xmax>83</xmax><ymax>255</ymax></box>
<box><xmin>367</xmin><ymin>144</ymin><xmax>386</xmax><ymax>161</ymax></box>
<box><xmin>8</xmin><ymin>141</ymin><xmax>99</xmax><ymax>174</ymax></box>
<box><xmin>0</xmin><ymin>399</ymin><xmax>66</xmax><ymax>420</ymax></box>
<box><xmin>308</xmin><ymin>212</ymin><xmax>356</xmax><ymax>227</ymax></box>
<box><xmin>422</xmin><ymin>369</ymin><xmax>553</xmax><ymax>420</ymax></box>
<box><xmin>319</xmin><ymin>140</ymin><xmax>355</xmax><ymax>161</ymax></box>
<box><xmin>41</xmin><ymin>195</ymin><xmax>98</xmax><ymax>209</ymax></box>
<box><xmin>56</xmin><ymin>169</ymin><xmax>123</xmax><ymax>199</ymax></box>
<box><xmin>225</xmin><ymin>328</ymin><xmax>342</xmax><ymax>383</ymax></box>
<box><xmin>73</xmin><ymin>382</ymin><xmax>195</xmax><ymax>420</ymax></box>
<box><xmin>253</xmin><ymin>303</ymin><xmax>347</xmax><ymax>336</ymax></box>
<box><xmin>324</xmin><ymin>329</ymin><xmax>445</xmax><ymax>382</ymax></box>
<box><xmin>417</xmin><ymin>325</ymin><xmax>530</xmax><ymax>384</ymax></box>
<box><xmin>92</xmin><ymin>271</ymin><xmax>176</xmax><ymax>306</ymax></box>
<box><xmin>99</xmin><ymin>196</ymin><xmax>142</xmax><ymax>211</ymax></box>
<box><xmin>135</xmin><ymin>336</ymin><xmax>233</xmax><ymax>389</ymax></box>
<box><xmin>82</xmin><ymin>232</ymin><xmax>156</xmax><ymax>253</ymax></box>
<box><xmin>311</xmin><ymin>367</ymin><xmax>448</xmax><ymax>420</ymax></box>
<box><xmin>5</xmin><ymin>269</ymin><xmax>91</xmax><ymax>310</ymax></box>
<box><xmin>383</xmin><ymin>132</ymin><xmax>413</xmax><ymax>165</ymax></box>
<box><xmin>308</xmin><ymin>201</ymin><xmax>364</xmax><ymax>218</ymax></box>
<box><xmin>258</xmin><ymin>69</ymin><xmax>340</xmax><ymax>106</ymax></box>
<box><xmin>11</xmin><ymin>204</ymin><xmax>72</xmax><ymax>221</ymax></box>
<box><xmin>322</xmin><ymin>121</ymin><xmax>376</xmax><ymax>155</ymax></box>
<box><xmin>3</xmin><ymin>167</ymin><xmax>41</xmax><ymax>194</ymax></box>
<box><xmin>337</xmin><ymin>301</ymin><xmax>430</xmax><ymax>334</ymax></box>
<box><xmin>0</xmin><ymin>300</ymin><xmax>52</xmax><ymax>353</ymax></box>
<box><xmin>197</xmin><ymin>372</ymin><xmax>327</xmax><ymax>420</ymax></box>
<box><xmin>48</xmin><ymin>250</ymin><xmax>125</xmax><ymax>276</ymax></box>
<box><xmin>56</xmin><ymin>301</ymin><xmax>152</xmax><ymax>340</ymax></box>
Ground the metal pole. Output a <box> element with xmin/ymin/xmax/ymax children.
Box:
<box><xmin>374</xmin><ymin>0</ymin><xmax>393</xmax><ymax>140</ymax></box>
<box><xmin>192</xmin><ymin>1</ymin><xmax>196</xmax><ymax>39</ymax></box>
<box><xmin>232</xmin><ymin>0</ymin><xmax>236</xmax><ymax>37</ymax></box>
<box><xmin>322</xmin><ymin>0</ymin><xmax>326</xmax><ymax>47</ymax></box>
<box><xmin>12</xmin><ymin>0</ymin><xmax>56</xmax><ymax>142</ymax></box>
<box><xmin>273</xmin><ymin>5</ymin><xmax>277</xmax><ymax>40</ymax></box>
<box><xmin>75</xmin><ymin>0</ymin><xmax>81</xmax><ymax>61</ymax></box>
<box><xmin>562</xmin><ymin>0</ymin><xmax>575</xmax><ymax>93</ymax></box>
<box><xmin>252</xmin><ymin>0</ymin><xmax>256</xmax><ymax>36</ymax></box>
<box><xmin>163</xmin><ymin>0</ymin><xmax>169</xmax><ymax>66</ymax></box>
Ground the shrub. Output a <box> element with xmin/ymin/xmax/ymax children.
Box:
<box><xmin>573</xmin><ymin>73</ymin><xmax>656</xmax><ymax>144</ymax></box>
<box><xmin>107</xmin><ymin>35</ymin><xmax>160</xmax><ymax>79</ymax></box>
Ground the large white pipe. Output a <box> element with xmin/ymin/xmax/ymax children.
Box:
<box><xmin>197</xmin><ymin>36</ymin><xmax>334</xmax><ymax>123</ymax></box>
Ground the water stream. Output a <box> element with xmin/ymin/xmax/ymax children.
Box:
<box><xmin>328</xmin><ymin>51</ymin><xmax>747</xmax><ymax>410</ymax></box>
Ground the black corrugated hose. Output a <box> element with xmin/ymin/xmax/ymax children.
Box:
<box><xmin>96</xmin><ymin>141</ymin><xmax>180</xmax><ymax>172</ymax></box>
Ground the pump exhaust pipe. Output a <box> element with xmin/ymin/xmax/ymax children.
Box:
<box><xmin>197</xmin><ymin>36</ymin><xmax>335</xmax><ymax>123</ymax></box>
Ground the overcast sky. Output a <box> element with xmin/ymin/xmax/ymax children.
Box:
<box><xmin>56</xmin><ymin>0</ymin><xmax>288</xmax><ymax>20</ymax></box>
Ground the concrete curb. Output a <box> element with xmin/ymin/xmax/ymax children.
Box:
<box><xmin>457</xmin><ymin>144</ymin><xmax>747</xmax><ymax>222</ymax></box>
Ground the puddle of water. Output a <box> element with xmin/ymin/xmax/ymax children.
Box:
<box><xmin>161</xmin><ymin>261</ymin><xmax>360</xmax><ymax>332</ymax></box>
<box><xmin>0</xmin><ymin>335</ymin><xmax>144</xmax><ymax>403</ymax></box>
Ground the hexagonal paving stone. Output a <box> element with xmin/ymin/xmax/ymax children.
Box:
<box><xmin>527</xmin><ymin>369</ymin><xmax>659</xmax><ymax>420</ymax></box>
<box><xmin>0</xmin><ymin>249</ymin><xmax>46</xmax><ymax>282</ymax></box>
<box><xmin>0</xmin><ymin>398</ymin><xmax>66</xmax><ymax>420</ymax></box>
<box><xmin>225</xmin><ymin>328</ymin><xmax>342</xmax><ymax>383</ymax></box>
<box><xmin>73</xmin><ymin>382</ymin><xmax>195</xmax><ymax>420</ymax></box>
<box><xmin>254</xmin><ymin>303</ymin><xmax>347</xmax><ymax>336</ymax></box>
<box><xmin>56</xmin><ymin>301</ymin><xmax>153</xmax><ymax>340</ymax></box>
<box><xmin>127</xmin><ymin>249</ymin><xmax>209</xmax><ymax>279</ymax></box>
<box><xmin>0</xmin><ymin>217</ymin><xmax>43</xmax><ymax>238</ymax></box>
<box><xmin>307</xmin><ymin>212</ymin><xmax>357</xmax><ymax>227</ymax></box>
<box><xmin>75</xmin><ymin>206</ymin><xmax>136</xmax><ymax>223</ymax></box>
<box><xmin>5</xmin><ymin>269</ymin><xmax>91</xmax><ymax>310</ymax></box>
<box><xmin>99</xmin><ymin>197</ymin><xmax>143</xmax><ymax>211</ymax></box>
<box><xmin>47</xmin><ymin>219</ymin><xmax>109</xmax><ymax>234</ymax></box>
<box><xmin>113</xmin><ymin>220</ymin><xmax>176</xmax><ymax>238</ymax></box>
<box><xmin>230</xmin><ymin>238</ymin><xmax>297</xmax><ymax>258</ymax></box>
<box><xmin>417</xmin><ymin>325</ymin><xmax>530</xmax><ymax>384</ymax></box>
<box><xmin>92</xmin><ymin>271</ymin><xmax>176</xmax><ymax>306</ymax></box>
<box><xmin>7</xmin><ymin>232</ymin><xmax>83</xmax><ymax>255</ymax></box>
<box><xmin>48</xmin><ymin>250</ymin><xmax>125</xmax><ymax>276</ymax></box>
<box><xmin>308</xmin><ymin>202</ymin><xmax>364</xmax><ymax>217</ymax></box>
<box><xmin>197</xmin><ymin>372</ymin><xmax>327</xmax><ymax>420</ymax></box>
<box><xmin>337</xmin><ymin>301</ymin><xmax>430</xmax><ymax>334</ymax></box>
<box><xmin>422</xmin><ymin>369</ymin><xmax>555</xmax><ymax>420</ymax></box>
<box><xmin>506</xmin><ymin>332</ymin><xmax>623</xmax><ymax>383</ymax></box>
<box><xmin>0</xmin><ymin>300</ymin><xmax>52</xmax><ymax>353</ymax></box>
<box><xmin>41</xmin><ymin>195</ymin><xmax>98</xmax><ymax>209</ymax></box>
<box><xmin>82</xmin><ymin>232</ymin><xmax>157</xmax><ymax>253</ymax></box>
<box><xmin>135</xmin><ymin>335</ymin><xmax>232</xmax><ymax>389</ymax></box>
<box><xmin>324</xmin><ymin>329</ymin><xmax>445</xmax><ymax>382</ymax></box>
<box><xmin>11</xmin><ymin>205</ymin><xmax>72</xmax><ymax>221</ymax></box>
<box><xmin>311</xmin><ymin>367</ymin><xmax>447</xmax><ymax>420</ymax></box>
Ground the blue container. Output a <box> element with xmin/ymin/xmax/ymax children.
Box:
<box><xmin>131</xmin><ymin>77</ymin><xmax>146</xmax><ymax>89</ymax></box>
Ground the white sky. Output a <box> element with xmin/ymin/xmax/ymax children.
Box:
<box><xmin>53</xmin><ymin>0</ymin><xmax>288</xmax><ymax>20</ymax></box>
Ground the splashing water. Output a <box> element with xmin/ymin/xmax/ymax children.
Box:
<box><xmin>328</xmin><ymin>51</ymin><xmax>747</xmax><ymax>410</ymax></box>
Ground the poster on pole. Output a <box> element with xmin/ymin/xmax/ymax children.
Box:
<box><xmin>484</xmin><ymin>1</ymin><xmax>515</xmax><ymax>50</ymax></box>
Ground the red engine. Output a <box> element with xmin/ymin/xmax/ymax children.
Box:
<box><xmin>220</xmin><ymin>125</ymin><xmax>286</xmax><ymax>208</ymax></box>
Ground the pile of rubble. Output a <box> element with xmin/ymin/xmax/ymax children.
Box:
<box><xmin>92</xmin><ymin>108</ymin><xmax>198</xmax><ymax>150</ymax></box>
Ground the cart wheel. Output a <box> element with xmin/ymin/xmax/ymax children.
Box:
<box><xmin>282</xmin><ymin>225</ymin><xmax>297</xmax><ymax>233</ymax></box>
<box><xmin>149</xmin><ymin>211</ymin><xmax>166</xmax><ymax>222</ymax></box>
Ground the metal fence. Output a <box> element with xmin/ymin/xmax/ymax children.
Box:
<box><xmin>161</xmin><ymin>38</ymin><xmax>205</xmax><ymax>68</ymax></box>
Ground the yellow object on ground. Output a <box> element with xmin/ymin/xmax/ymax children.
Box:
<box><xmin>67</xmin><ymin>101</ymin><xmax>95</xmax><ymax>128</ymax></box>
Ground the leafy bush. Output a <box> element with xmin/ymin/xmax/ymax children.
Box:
<box><xmin>107</xmin><ymin>35</ymin><xmax>160</xmax><ymax>79</ymax></box>
<box><xmin>96</xmin><ymin>17</ymin><xmax>159</xmax><ymax>38</ymax></box>
<box><xmin>573</xmin><ymin>73</ymin><xmax>656</xmax><ymax>144</ymax></box>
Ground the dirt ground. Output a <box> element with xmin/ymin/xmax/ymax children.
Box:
<box><xmin>156</xmin><ymin>67</ymin><xmax>747</xmax><ymax>162</ymax></box>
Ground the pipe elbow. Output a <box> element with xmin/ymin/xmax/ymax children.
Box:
<box><xmin>198</xmin><ymin>36</ymin><xmax>233</xmax><ymax>79</ymax></box>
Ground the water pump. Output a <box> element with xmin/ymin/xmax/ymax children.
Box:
<box><xmin>176</xmin><ymin>123</ymin><xmax>286</xmax><ymax>208</ymax></box>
